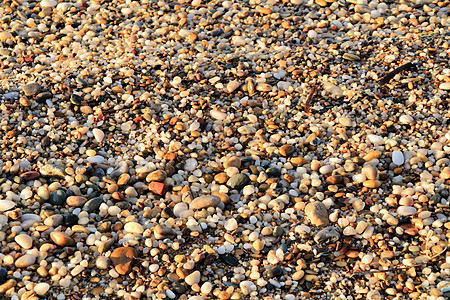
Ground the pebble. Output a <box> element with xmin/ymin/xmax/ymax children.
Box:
<box><xmin>110</xmin><ymin>247</ymin><xmax>136</xmax><ymax>275</ymax></box>
<box><xmin>267</xmin><ymin>266</ymin><xmax>283</xmax><ymax>278</ymax></box>
<box><xmin>185</xmin><ymin>270</ymin><xmax>201</xmax><ymax>285</ymax></box>
<box><xmin>40</xmin><ymin>0</ymin><xmax>57</xmax><ymax>7</ymax></box>
<box><xmin>305</xmin><ymin>201</ymin><xmax>329</xmax><ymax>226</ymax></box>
<box><xmin>96</xmin><ymin>256</ymin><xmax>109</xmax><ymax>270</ymax></box>
<box><xmin>124</xmin><ymin>222</ymin><xmax>144</xmax><ymax>234</ymax></box>
<box><xmin>15</xmin><ymin>234</ymin><xmax>33</xmax><ymax>249</ymax></box>
<box><xmin>190</xmin><ymin>195</ymin><xmax>221</xmax><ymax>210</ymax></box>
<box><xmin>83</xmin><ymin>197</ymin><xmax>104</xmax><ymax>213</ymax></box>
<box><xmin>224</xmin><ymin>218</ymin><xmax>238</xmax><ymax>231</ymax></box>
<box><xmin>50</xmin><ymin>232</ymin><xmax>76</xmax><ymax>247</ymax></box>
<box><xmin>22</xmin><ymin>82</ymin><xmax>41</xmax><ymax>96</ymax></box>
<box><xmin>279</xmin><ymin>145</ymin><xmax>295</xmax><ymax>156</ymax></box>
<box><xmin>92</xmin><ymin>129</ymin><xmax>105</xmax><ymax>143</ymax></box>
<box><xmin>66</xmin><ymin>196</ymin><xmax>87</xmax><ymax>207</ymax></box>
<box><xmin>397</xmin><ymin>206</ymin><xmax>417</xmax><ymax>216</ymax></box>
<box><xmin>39</xmin><ymin>164</ymin><xmax>66</xmax><ymax>177</ymax></box>
<box><xmin>227</xmin><ymin>174</ymin><xmax>250</xmax><ymax>190</ymax></box>
<box><xmin>15</xmin><ymin>254</ymin><xmax>36</xmax><ymax>268</ymax></box>
<box><xmin>439</xmin><ymin>82</ymin><xmax>450</xmax><ymax>90</ymax></box>
<box><xmin>392</xmin><ymin>150</ymin><xmax>405</xmax><ymax>165</ymax></box>
<box><xmin>0</xmin><ymin>200</ymin><xmax>16</xmax><ymax>212</ymax></box>
<box><xmin>34</xmin><ymin>283</ymin><xmax>50</xmax><ymax>296</ymax></box>
<box><xmin>314</xmin><ymin>227</ymin><xmax>340</xmax><ymax>244</ymax></box>
<box><xmin>146</xmin><ymin>170</ymin><xmax>167</xmax><ymax>182</ymax></box>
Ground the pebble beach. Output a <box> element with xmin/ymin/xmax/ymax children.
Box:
<box><xmin>0</xmin><ymin>0</ymin><xmax>450</xmax><ymax>299</ymax></box>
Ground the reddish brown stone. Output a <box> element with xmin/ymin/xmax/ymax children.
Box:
<box><xmin>149</xmin><ymin>182</ymin><xmax>167</xmax><ymax>195</ymax></box>
<box><xmin>110</xmin><ymin>247</ymin><xmax>136</xmax><ymax>275</ymax></box>
<box><xmin>20</xmin><ymin>171</ymin><xmax>40</xmax><ymax>181</ymax></box>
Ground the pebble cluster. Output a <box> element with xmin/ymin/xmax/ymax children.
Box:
<box><xmin>0</xmin><ymin>0</ymin><xmax>450</xmax><ymax>299</ymax></box>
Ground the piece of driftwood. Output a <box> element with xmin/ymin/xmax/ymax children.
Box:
<box><xmin>379</xmin><ymin>62</ymin><xmax>416</xmax><ymax>85</ymax></box>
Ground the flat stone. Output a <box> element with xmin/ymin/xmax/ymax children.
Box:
<box><xmin>314</xmin><ymin>227</ymin><xmax>340</xmax><ymax>244</ymax></box>
<box><xmin>149</xmin><ymin>181</ymin><xmax>168</xmax><ymax>195</ymax></box>
<box><xmin>267</xmin><ymin>266</ymin><xmax>283</xmax><ymax>278</ymax></box>
<box><xmin>224</xmin><ymin>156</ymin><xmax>241</xmax><ymax>169</ymax></box>
<box><xmin>279</xmin><ymin>144</ymin><xmax>295</xmax><ymax>156</ymax></box>
<box><xmin>92</xmin><ymin>128</ymin><xmax>104</xmax><ymax>143</ymax></box>
<box><xmin>50</xmin><ymin>189</ymin><xmax>67</xmax><ymax>206</ymax></box>
<box><xmin>0</xmin><ymin>200</ymin><xmax>16</xmax><ymax>212</ymax></box>
<box><xmin>185</xmin><ymin>270</ymin><xmax>201</xmax><ymax>285</ymax></box>
<box><xmin>124</xmin><ymin>222</ymin><xmax>144</xmax><ymax>234</ymax></box>
<box><xmin>190</xmin><ymin>195</ymin><xmax>221</xmax><ymax>210</ymax></box>
<box><xmin>224</xmin><ymin>218</ymin><xmax>238</xmax><ymax>231</ymax></box>
<box><xmin>439</xmin><ymin>82</ymin><xmax>450</xmax><ymax>90</ymax></box>
<box><xmin>392</xmin><ymin>150</ymin><xmax>405</xmax><ymax>165</ymax></box>
<box><xmin>326</xmin><ymin>175</ymin><xmax>343</xmax><ymax>185</ymax></box>
<box><xmin>397</xmin><ymin>206</ymin><xmax>417</xmax><ymax>216</ymax></box>
<box><xmin>66</xmin><ymin>196</ymin><xmax>87</xmax><ymax>207</ymax></box>
<box><xmin>22</xmin><ymin>82</ymin><xmax>40</xmax><ymax>96</ymax></box>
<box><xmin>34</xmin><ymin>282</ymin><xmax>50</xmax><ymax>296</ymax></box>
<box><xmin>154</xmin><ymin>224</ymin><xmax>176</xmax><ymax>239</ymax></box>
<box><xmin>305</xmin><ymin>201</ymin><xmax>329</xmax><ymax>226</ymax></box>
<box><xmin>20</xmin><ymin>171</ymin><xmax>40</xmax><ymax>181</ymax></box>
<box><xmin>146</xmin><ymin>170</ymin><xmax>167</xmax><ymax>182</ymax></box>
<box><xmin>266</xmin><ymin>167</ymin><xmax>281</xmax><ymax>177</ymax></box>
<box><xmin>96</xmin><ymin>256</ymin><xmax>110</xmax><ymax>269</ymax></box>
<box><xmin>227</xmin><ymin>173</ymin><xmax>250</xmax><ymax>190</ymax></box>
<box><xmin>39</xmin><ymin>164</ymin><xmax>66</xmax><ymax>178</ymax></box>
<box><xmin>363</xmin><ymin>179</ymin><xmax>381</xmax><ymax>188</ymax></box>
<box><xmin>15</xmin><ymin>254</ymin><xmax>36</xmax><ymax>268</ymax></box>
<box><xmin>82</xmin><ymin>197</ymin><xmax>104</xmax><ymax>213</ymax></box>
<box><xmin>43</xmin><ymin>214</ymin><xmax>63</xmax><ymax>227</ymax></box>
<box><xmin>220</xmin><ymin>253</ymin><xmax>239</xmax><ymax>266</ymax></box>
<box><xmin>110</xmin><ymin>247</ymin><xmax>136</xmax><ymax>275</ymax></box>
<box><xmin>15</xmin><ymin>234</ymin><xmax>33</xmax><ymax>249</ymax></box>
<box><xmin>50</xmin><ymin>232</ymin><xmax>76</xmax><ymax>247</ymax></box>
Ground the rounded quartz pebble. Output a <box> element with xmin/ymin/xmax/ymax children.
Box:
<box><xmin>185</xmin><ymin>270</ymin><xmax>201</xmax><ymax>285</ymax></box>
<box><xmin>15</xmin><ymin>254</ymin><xmax>36</xmax><ymax>268</ymax></box>
<box><xmin>124</xmin><ymin>222</ymin><xmax>144</xmax><ymax>234</ymax></box>
<box><xmin>190</xmin><ymin>195</ymin><xmax>221</xmax><ymax>210</ymax></box>
<box><xmin>15</xmin><ymin>234</ymin><xmax>33</xmax><ymax>249</ymax></box>
<box><xmin>392</xmin><ymin>150</ymin><xmax>405</xmax><ymax>165</ymax></box>
<box><xmin>397</xmin><ymin>206</ymin><xmax>417</xmax><ymax>216</ymax></box>
<box><xmin>0</xmin><ymin>200</ymin><xmax>16</xmax><ymax>212</ymax></box>
<box><xmin>34</xmin><ymin>283</ymin><xmax>50</xmax><ymax>296</ymax></box>
<box><xmin>50</xmin><ymin>232</ymin><xmax>76</xmax><ymax>247</ymax></box>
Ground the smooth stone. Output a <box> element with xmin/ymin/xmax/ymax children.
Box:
<box><xmin>366</xmin><ymin>134</ymin><xmax>383</xmax><ymax>145</ymax></box>
<box><xmin>314</xmin><ymin>227</ymin><xmax>340</xmax><ymax>244</ymax></box>
<box><xmin>397</xmin><ymin>206</ymin><xmax>417</xmax><ymax>216</ymax></box>
<box><xmin>267</xmin><ymin>266</ymin><xmax>283</xmax><ymax>278</ymax></box>
<box><xmin>292</xmin><ymin>270</ymin><xmax>305</xmax><ymax>281</ymax></box>
<box><xmin>66</xmin><ymin>196</ymin><xmax>87</xmax><ymax>207</ymax></box>
<box><xmin>253</xmin><ymin>239</ymin><xmax>264</xmax><ymax>252</ymax></box>
<box><xmin>39</xmin><ymin>164</ymin><xmax>66</xmax><ymax>178</ymax></box>
<box><xmin>173</xmin><ymin>202</ymin><xmax>189</xmax><ymax>217</ymax></box>
<box><xmin>363</xmin><ymin>179</ymin><xmax>381</xmax><ymax>188</ymax></box>
<box><xmin>96</xmin><ymin>256</ymin><xmax>110</xmax><ymax>269</ymax></box>
<box><xmin>92</xmin><ymin>128</ymin><xmax>105</xmax><ymax>143</ymax></box>
<box><xmin>305</xmin><ymin>201</ymin><xmax>329</xmax><ymax>226</ymax></box>
<box><xmin>273</xmin><ymin>226</ymin><xmax>284</xmax><ymax>237</ymax></box>
<box><xmin>172</xmin><ymin>282</ymin><xmax>186</xmax><ymax>294</ymax></box>
<box><xmin>110</xmin><ymin>247</ymin><xmax>136</xmax><ymax>275</ymax></box>
<box><xmin>82</xmin><ymin>197</ymin><xmax>104</xmax><ymax>213</ymax></box>
<box><xmin>15</xmin><ymin>254</ymin><xmax>36</xmax><ymax>268</ymax></box>
<box><xmin>34</xmin><ymin>282</ymin><xmax>50</xmax><ymax>296</ymax></box>
<box><xmin>185</xmin><ymin>270</ymin><xmax>201</xmax><ymax>285</ymax></box>
<box><xmin>49</xmin><ymin>189</ymin><xmax>67</xmax><ymax>206</ymax></box>
<box><xmin>227</xmin><ymin>174</ymin><xmax>250</xmax><ymax>190</ymax></box>
<box><xmin>439</xmin><ymin>82</ymin><xmax>450</xmax><ymax>90</ymax></box>
<box><xmin>50</xmin><ymin>232</ymin><xmax>75</xmax><ymax>247</ymax></box>
<box><xmin>124</xmin><ymin>222</ymin><xmax>144</xmax><ymax>234</ymax></box>
<box><xmin>266</xmin><ymin>167</ymin><xmax>281</xmax><ymax>177</ymax></box>
<box><xmin>43</xmin><ymin>214</ymin><xmax>63</xmax><ymax>227</ymax></box>
<box><xmin>20</xmin><ymin>171</ymin><xmax>40</xmax><ymax>181</ymax></box>
<box><xmin>15</xmin><ymin>234</ymin><xmax>33</xmax><ymax>249</ymax></box>
<box><xmin>210</xmin><ymin>110</ymin><xmax>227</xmax><ymax>121</ymax></box>
<box><xmin>0</xmin><ymin>279</ymin><xmax>16</xmax><ymax>294</ymax></box>
<box><xmin>399</xmin><ymin>115</ymin><xmax>414</xmax><ymax>124</ymax></box>
<box><xmin>86</xmin><ymin>155</ymin><xmax>105</xmax><ymax>164</ymax></box>
<box><xmin>0</xmin><ymin>268</ymin><xmax>6</xmax><ymax>284</ymax></box>
<box><xmin>223</xmin><ymin>156</ymin><xmax>241</xmax><ymax>169</ymax></box>
<box><xmin>392</xmin><ymin>150</ymin><xmax>405</xmax><ymax>165</ymax></box>
<box><xmin>201</xmin><ymin>282</ymin><xmax>213</xmax><ymax>294</ymax></box>
<box><xmin>63</xmin><ymin>213</ymin><xmax>78</xmax><ymax>226</ymax></box>
<box><xmin>184</xmin><ymin>158</ymin><xmax>198</xmax><ymax>171</ymax></box>
<box><xmin>362</xmin><ymin>165</ymin><xmax>378</xmax><ymax>180</ymax></box>
<box><xmin>279</xmin><ymin>144</ymin><xmax>295</xmax><ymax>156</ymax></box>
<box><xmin>237</xmin><ymin>125</ymin><xmax>256</xmax><ymax>135</ymax></box>
<box><xmin>224</xmin><ymin>218</ymin><xmax>238</xmax><ymax>231</ymax></box>
<box><xmin>219</xmin><ymin>254</ymin><xmax>239</xmax><ymax>267</ymax></box>
<box><xmin>146</xmin><ymin>170</ymin><xmax>167</xmax><ymax>182</ymax></box>
<box><xmin>325</xmin><ymin>175</ymin><xmax>343</xmax><ymax>185</ymax></box>
<box><xmin>22</xmin><ymin>82</ymin><xmax>40</xmax><ymax>96</ymax></box>
<box><xmin>40</xmin><ymin>0</ymin><xmax>57</xmax><ymax>7</ymax></box>
<box><xmin>190</xmin><ymin>195</ymin><xmax>221</xmax><ymax>210</ymax></box>
<box><xmin>227</xmin><ymin>80</ymin><xmax>240</xmax><ymax>93</ymax></box>
<box><xmin>154</xmin><ymin>224</ymin><xmax>176</xmax><ymax>239</ymax></box>
<box><xmin>0</xmin><ymin>200</ymin><xmax>16</xmax><ymax>212</ymax></box>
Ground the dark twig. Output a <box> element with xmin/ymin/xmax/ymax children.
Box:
<box><xmin>305</xmin><ymin>83</ymin><xmax>319</xmax><ymax>114</ymax></box>
<box><xmin>378</xmin><ymin>62</ymin><xmax>416</xmax><ymax>85</ymax></box>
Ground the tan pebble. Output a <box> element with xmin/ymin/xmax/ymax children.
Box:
<box><xmin>292</xmin><ymin>270</ymin><xmax>304</xmax><ymax>281</ymax></box>
<box><xmin>117</xmin><ymin>173</ymin><xmax>131</xmax><ymax>185</ymax></box>
<box><xmin>253</xmin><ymin>239</ymin><xmax>265</xmax><ymax>252</ymax></box>
<box><xmin>362</xmin><ymin>165</ymin><xmax>378</xmax><ymax>180</ymax></box>
<box><xmin>315</xmin><ymin>0</ymin><xmax>327</xmax><ymax>6</ymax></box>
<box><xmin>256</xmin><ymin>6</ymin><xmax>272</xmax><ymax>14</ymax></box>
<box><xmin>0</xmin><ymin>279</ymin><xmax>16</xmax><ymax>294</ymax></box>
<box><xmin>345</xmin><ymin>250</ymin><xmax>359</xmax><ymax>258</ymax></box>
<box><xmin>363</xmin><ymin>179</ymin><xmax>381</xmax><ymax>188</ymax></box>
<box><xmin>290</xmin><ymin>156</ymin><xmax>305</xmax><ymax>166</ymax></box>
<box><xmin>146</xmin><ymin>170</ymin><xmax>167</xmax><ymax>182</ymax></box>
<box><xmin>304</xmin><ymin>274</ymin><xmax>319</xmax><ymax>282</ymax></box>
<box><xmin>363</xmin><ymin>151</ymin><xmax>381</xmax><ymax>162</ymax></box>
<box><xmin>279</xmin><ymin>144</ymin><xmax>295</xmax><ymax>156</ymax></box>
<box><xmin>66</xmin><ymin>196</ymin><xmax>87</xmax><ymax>207</ymax></box>
<box><xmin>72</xmin><ymin>225</ymin><xmax>90</xmax><ymax>234</ymax></box>
<box><xmin>50</xmin><ymin>232</ymin><xmax>76</xmax><ymax>247</ymax></box>
<box><xmin>214</xmin><ymin>172</ymin><xmax>229</xmax><ymax>184</ymax></box>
